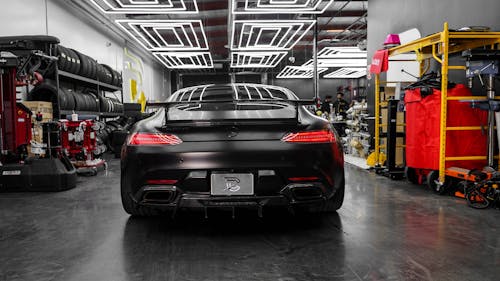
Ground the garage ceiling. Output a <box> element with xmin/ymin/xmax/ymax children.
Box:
<box><xmin>73</xmin><ymin>0</ymin><xmax>367</xmax><ymax>76</ymax></box>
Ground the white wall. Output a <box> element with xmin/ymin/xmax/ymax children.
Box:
<box><xmin>0</xmin><ymin>0</ymin><xmax>169</xmax><ymax>102</ymax></box>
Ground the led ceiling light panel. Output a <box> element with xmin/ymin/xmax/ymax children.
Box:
<box><xmin>116</xmin><ymin>20</ymin><xmax>209</xmax><ymax>51</ymax></box>
<box><xmin>153</xmin><ymin>52</ymin><xmax>213</xmax><ymax>69</ymax></box>
<box><xmin>276</xmin><ymin>66</ymin><xmax>327</xmax><ymax>79</ymax></box>
<box><xmin>232</xmin><ymin>20</ymin><xmax>315</xmax><ymax>51</ymax></box>
<box><xmin>232</xmin><ymin>0</ymin><xmax>334</xmax><ymax>14</ymax></box>
<box><xmin>89</xmin><ymin>0</ymin><xmax>199</xmax><ymax>14</ymax></box>
<box><xmin>231</xmin><ymin>52</ymin><xmax>287</xmax><ymax>68</ymax></box>
<box><xmin>323</xmin><ymin>68</ymin><xmax>367</xmax><ymax>79</ymax></box>
<box><xmin>303</xmin><ymin>58</ymin><xmax>367</xmax><ymax>67</ymax></box>
<box><xmin>318</xmin><ymin>47</ymin><xmax>367</xmax><ymax>59</ymax></box>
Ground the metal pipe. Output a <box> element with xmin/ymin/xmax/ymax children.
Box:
<box><xmin>313</xmin><ymin>16</ymin><xmax>318</xmax><ymax>100</ymax></box>
<box><xmin>487</xmin><ymin>74</ymin><xmax>495</xmax><ymax>166</ymax></box>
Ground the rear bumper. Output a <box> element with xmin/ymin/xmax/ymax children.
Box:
<box><xmin>130</xmin><ymin>183</ymin><xmax>328</xmax><ymax>210</ymax></box>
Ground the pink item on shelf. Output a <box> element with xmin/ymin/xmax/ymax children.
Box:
<box><xmin>383</xmin><ymin>34</ymin><xmax>401</xmax><ymax>45</ymax></box>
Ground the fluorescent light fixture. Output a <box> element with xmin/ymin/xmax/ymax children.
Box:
<box><xmin>88</xmin><ymin>0</ymin><xmax>199</xmax><ymax>14</ymax></box>
<box><xmin>231</xmin><ymin>51</ymin><xmax>287</xmax><ymax>68</ymax></box>
<box><xmin>323</xmin><ymin>68</ymin><xmax>367</xmax><ymax>79</ymax></box>
<box><xmin>153</xmin><ymin>52</ymin><xmax>213</xmax><ymax>69</ymax></box>
<box><xmin>115</xmin><ymin>20</ymin><xmax>209</xmax><ymax>51</ymax></box>
<box><xmin>232</xmin><ymin>0</ymin><xmax>334</xmax><ymax>14</ymax></box>
<box><xmin>276</xmin><ymin>66</ymin><xmax>327</xmax><ymax>79</ymax></box>
<box><xmin>231</xmin><ymin>20</ymin><xmax>315</xmax><ymax>51</ymax></box>
<box><xmin>317</xmin><ymin>47</ymin><xmax>367</xmax><ymax>59</ymax></box>
<box><xmin>303</xmin><ymin>58</ymin><xmax>367</xmax><ymax>67</ymax></box>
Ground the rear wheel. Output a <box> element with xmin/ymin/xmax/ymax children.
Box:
<box><xmin>324</xmin><ymin>179</ymin><xmax>345</xmax><ymax>212</ymax></box>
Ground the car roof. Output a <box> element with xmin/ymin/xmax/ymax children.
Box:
<box><xmin>168</xmin><ymin>83</ymin><xmax>299</xmax><ymax>102</ymax></box>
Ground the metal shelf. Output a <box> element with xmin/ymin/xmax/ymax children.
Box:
<box><xmin>373</xmin><ymin>22</ymin><xmax>500</xmax><ymax>183</ymax></box>
<box><xmin>58</xmin><ymin>70</ymin><xmax>121</xmax><ymax>92</ymax></box>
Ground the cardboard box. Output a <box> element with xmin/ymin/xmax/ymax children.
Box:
<box><xmin>379</xmin><ymin>137</ymin><xmax>405</xmax><ymax>167</ymax></box>
<box><xmin>22</xmin><ymin>101</ymin><xmax>53</xmax><ymax>121</ymax></box>
<box><xmin>381</xmin><ymin>108</ymin><xmax>405</xmax><ymax>133</ymax></box>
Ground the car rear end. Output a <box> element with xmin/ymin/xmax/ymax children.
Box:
<box><xmin>120</xmin><ymin>84</ymin><xmax>344</xmax><ymax>215</ymax></box>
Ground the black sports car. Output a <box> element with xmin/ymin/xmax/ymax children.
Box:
<box><xmin>121</xmin><ymin>84</ymin><xmax>344</xmax><ymax>216</ymax></box>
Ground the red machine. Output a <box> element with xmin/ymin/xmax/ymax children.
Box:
<box><xmin>60</xmin><ymin>119</ymin><xmax>106</xmax><ymax>175</ymax></box>
<box><xmin>0</xmin><ymin>50</ymin><xmax>76</xmax><ymax>191</ymax></box>
<box><xmin>0</xmin><ymin>61</ymin><xmax>32</xmax><ymax>162</ymax></box>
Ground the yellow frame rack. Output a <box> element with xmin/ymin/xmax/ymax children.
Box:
<box><xmin>374</xmin><ymin>22</ymin><xmax>500</xmax><ymax>184</ymax></box>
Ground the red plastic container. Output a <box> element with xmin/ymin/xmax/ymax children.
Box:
<box><xmin>404</xmin><ymin>84</ymin><xmax>488</xmax><ymax>170</ymax></box>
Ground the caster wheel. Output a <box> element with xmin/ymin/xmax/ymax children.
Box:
<box><xmin>427</xmin><ymin>170</ymin><xmax>448</xmax><ymax>195</ymax></box>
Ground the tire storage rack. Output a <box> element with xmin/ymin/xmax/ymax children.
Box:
<box><xmin>373</xmin><ymin>22</ymin><xmax>500</xmax><ymax>208</ymax></box>
<box><xmin>27</xmin><ymin>44</ymin><xmax>127</xmax><ymax>175</ymax></box>
<box><xmin>28</xmin><ymin>44</ymin><xmax>124</xmax><ymax>119</ymax></box>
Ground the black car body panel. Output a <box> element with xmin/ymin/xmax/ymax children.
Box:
<box><xmin>120</xmin><ymin>84</ymin><xmax>344</xmax><ymax>215</ymax></box>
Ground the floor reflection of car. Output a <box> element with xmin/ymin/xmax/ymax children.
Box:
<box><xmin>120</xmin><ymin>83</ymin><xmax>345</xmax><ymax>216</ymax></box>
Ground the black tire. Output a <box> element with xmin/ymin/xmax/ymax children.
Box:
<box><xmin>101</xmin><ymin>64</ymin><xmax>114</xmax><ymax>85</ymax></box>
<box><xmin>75</xmin><ymin>51</ymin><xmax>89</xmax><ymax>77</ymax></box>
<box><xmin>65</xmin><ymin>89</ymin><xmax>76</xmax><ymax>110</ymax></box>
<box><xmin>427</xmin><ymin>170</ymin><xmax>448</xmax><ymax>195</ymax></box>
<box><xmin>56</xmin><ymin>45</ymin><xmax>67</xmax><ymax>72</ymax></box>
<box><xmin>66</xmin><ymin>49</ymin><xmax>80</xmax><ymax>75</ymax></box>
<box><xmin>70</xmin><ymin>49</ymin><xmax>82</xmax><ymax>75</ymax></box>
<box><xmin>58</xmin><ymin>88</ymin><xmax>68</xmax><ymax>110</ymax></box>
<box><xmin>87</xmin><ymin>58</ymin><xmax>98</xmax><ymax>80</ymax></box>
<box><xmin>466</xmin><ymin>187</ymin><xmax>490</xmax><ymax>209</ymax></box>
<box><xmin>96</xmin><ymin>64</ymin><xmax>106</xmax><ymax>83</ymax></box>
<box><xmin>74</xmin><ymin>92</ymin><xmax>86</xmax><ymax>111</ymax></box>
<box><xmin>324</xmin><ymin>177</ymin><xmax>345</xmax><ymax>212</ymax></box>
<box><xmin>405</xmin><ymin>167</ymin><xmax>419</xmax><ymax>184</ymax></box>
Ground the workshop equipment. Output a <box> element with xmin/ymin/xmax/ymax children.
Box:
<box><xmin>60</xmin><ymin>119</ymin><xmax>106</xmax><ymax>175</ymax></box>
<box><xmin>0</xmin><ymin>51</ymin><xmax>76</xmax><ymax>191</ymax></box>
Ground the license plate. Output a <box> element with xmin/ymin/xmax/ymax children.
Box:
<box><xmin>210</xmin><ymin>173</ymin><xmax>254</xmax><ymax>196</ymax></box>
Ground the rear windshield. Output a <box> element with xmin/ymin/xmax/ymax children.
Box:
<box><xmin>167</xmin><ymin>84</ymin><xmax>297</xmax><ymax>121</ymax></box>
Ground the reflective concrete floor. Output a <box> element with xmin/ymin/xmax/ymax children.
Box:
<box><xmin>1</xmin><ymin>159</ymin><xmax>499</xmax><ymax>281</ymax></box>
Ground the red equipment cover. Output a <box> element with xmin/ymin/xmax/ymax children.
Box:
<box><xmin>404</xmin><ymin>84</ymin><xmax>488</xmax><ymax>170</ymax></box>
<box><xmin>369</xmin><ymin>49</ymin><xmax>389</xmax><ymax>74</ymax></box>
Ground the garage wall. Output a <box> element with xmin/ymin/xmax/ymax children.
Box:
<box><xmin>0</xmin><ymin>0</ymin><xmax>169</xmax><ymax>102</ymax></box>
<box><xmin>366</xmin><ymin>0</ymin><xmax>500</xmax><ymax>136</ymax></box>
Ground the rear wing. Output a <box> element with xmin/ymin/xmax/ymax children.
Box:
<box><xmin>146</xmin><ymin>99</ymin><xmax>315</xmax><ymax>124</ymax></box>
<box><xmin>146</xmin><ymin>99</ymin><xmax>315</xmax><ymax>107</ymax></box>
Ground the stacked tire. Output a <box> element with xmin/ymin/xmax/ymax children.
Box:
<box><xmin>55</xmin><ymin>45</ymin><xmax>122</xmax><ymax>88</ymax></box>
<box><xmin>99</xmin><ymin>96</ymin><xmax>124</xmax><ymax>114</ymax></box>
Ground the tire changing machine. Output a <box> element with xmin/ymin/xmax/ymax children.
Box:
<box><xmin>0</xmin><ymin>51</ymin><xmax>76</xmax><ymax>191</ymax></box>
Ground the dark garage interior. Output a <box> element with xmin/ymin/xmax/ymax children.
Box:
<box><xmin>0</xmin><ymin>0</ymin><xmax>500</xmax><ymax>280</ymax></box>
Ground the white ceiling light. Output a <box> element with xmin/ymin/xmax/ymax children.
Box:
<box><xmin>318</xmin><ymin>47</ymin><xmax>367</xmax><ymax>59</ymax></box>
<box><xmin>232</xmin><ymin>0</ymin><xmax>334</xmax><ymax>14</ymax></box>
<box><xmin>153</xmin><ymin>52</ymin><xmax>213</xmax><ymax>69</ymax></box>
<box><xmin>231</xmin><ymin>52</ymin><xmax>287</xmax><ymax>68</ymax></box>
<box><xmin>276</xmin><ymin>66</ymin><xmax>327</xmax><ymax>79</ymax></box>
<box><xmin>323</xmin><ymin>67</ymin><xmax>367</xmax><ymax>78</ymax></box>
<box><xmin>303</xmin><ymin>58</ymin><xmax>367</xmax><ymax>67</ymax></box>
<box><xmin>115</xmin><ymin>20</ymin><xmax>209</xmax><ymax>51</ymax></box>
<box><xmin>88</xmin><ymin>0</ymin><xmax>199</xmax><ymax>14</ymax></box>
<box><xmin>231</xmin><ymin>20</ymin><xmax>315</xmax><ymax>51</ymax></box>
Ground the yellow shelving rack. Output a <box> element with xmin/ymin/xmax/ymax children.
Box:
<box><xmin>374</xmin><ymin>22</ymin><xmax>500</xmax><ymax>185</ymax></box>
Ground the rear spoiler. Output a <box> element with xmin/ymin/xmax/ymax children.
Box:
<box><xmin>146</xmin><ymin>99</ymin><xmax>315</xmax><ymax>124</ymax></box>
<box><xmin>146</xmin><ymin>99</ymin><xmax>315</xmax><ymax>108</ymax></box>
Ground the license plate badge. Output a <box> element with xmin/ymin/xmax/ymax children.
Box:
<box><xmin>210</xmin><ymin>173</ymin><xmax>254</xmax><ymax>196</ymax></box>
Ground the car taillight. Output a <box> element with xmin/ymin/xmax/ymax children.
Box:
<box><xmin>147</xmin><ymin>179</ymin><xmax>178</xmax><ymax>185</ymax></box>
<box><xmin>281</xmin><ymin>130</ymin><xmax>336</xmax><ymax>143</ymax></box>
<box><xmin>288</xmin><ymin>177</ymin><xmax>319</xmax><ymax>182</ymax></box>
<box><xmin>127</xmin><ymin>133</ymin><xmax>183</xmax><ymax>145</ymax></box>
